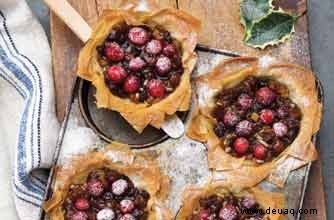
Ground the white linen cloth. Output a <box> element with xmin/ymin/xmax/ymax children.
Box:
<box><xmin>0</xmin><ymin>0</ymin><xmax>59</xmax><ymax>219</ymax></box>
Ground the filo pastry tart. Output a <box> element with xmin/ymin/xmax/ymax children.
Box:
<box><xmin>77</xmin><ymin>7</ymin><xmax>200</xmax><ymax>133</ymax></box>
<box><xmin>43</xmin><ymin>143</ymin><xmax>172</xmax><ymax>220</ymax></box>
<box><xmin>187</xmin><ymin>57</ymin><xmax>322</xmax><ymax>187</ymax></box>
<box><xmin>177</xmin><ymin>181</ymin><xmax>284</xmax><ymax>220</ymax></box>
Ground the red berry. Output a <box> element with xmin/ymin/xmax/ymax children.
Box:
<box><xmin>237</xmin><ymin>93</ymin><xmax>253</xmax><ymax>110</ymax></box>
<box><xmin>123</xmin><ymin>75</ymin><xmax>140</xmax><ymax>93</ymax></box>
<box><xmin>128</xmin><ymin>27</ymin><xmax>148</xmax><ymax>45</ymax></box>
<box><xmin>272</xmin><ymin>140</ymin><xmax>285</xmax><ymax>155</ymax></box>
<box><xmin>273</xmin><ymin>122</ymin><xmax>288</xmax><ymax>137</ymax></box>
<box><xmin>235</xmin><ymin>120</ymin><xmax>254</xmax><ymax>137</ymax></box>
<box><xmin>223</xmin><ymin>111</ymin><xmax>240</xmax><ymax>127</ymax></box>
<box><xmin>147</xmin><ymin>79</ymin><xmax>166</xmax><ymax>98</ymax></box>
<box><xmin>111</xmin><ymin>179</ymin><xmax>128</xmax><ymax>196</ymax></box>
<box><xmin>253</xmin><ymin>144</ymin><xmax>268</xmax><ymax>160</ymax></box>
<box><xmin>119</xmin><ymin>214</ymin><xmax>136</xmax><ymax>220</ymax></box>
<box><xmin>277</xmin><ymin>105</ymin><xmax>289</xmax><ymax>118</ymax></box>
<box><xmin>198</xmin><ymin>209</ymin><xmax>211</xmax><ymax>220</ymax></box>
<box><xmin>219</xmin><ymin>204</ymin><xmax>238</xmax><ymax>220</ymax></box>
<box><xmin>120</xmin><ymin>199</ymin><xmax>135</xmax><ymax>213</ymax></box>
<box><xmin>97</xmin><ymin>208</ymin><xmax>115</xmax><ymax>220</ymax></box>
<box><xmin>105</xmin><ymin>42</ymin><xmax>124</xmax><ymax>61</ymax></box>
<box><xmin>256</xmin><ymin>87</ymin><xmax>276</xmax><ymax>106</ymax></box>
<box><xmin>129</xmin><ymin>57</ymin><xmax>146</xmax><ymax>71</ymax></box>
<box><xmin>260</xmin><ymin>109</ymin><xmax>275</xmax><ymax>124</ymax></box>
<box><xmin>107</xmin><ymin>66</ymin><xmax>127</xmax><ymax>83</ymax></box>
<box><xmin>145</xmin><ymin>39</ymin><xmax>162</xmax><ymax>54</ymax></box>
<box><xmin>87</xmin><ymin>179</ymin><xmax>104</xmax><ymax>196</ymax></box>
<box><xmin>71</xmin><ymin>211</ymin><xmax>88</xmax><ymax>220</ymax></box>
<box><xmin>163</xmin><ymin>44</ymin><xmax>177</xmax><ymax>57</ymax></box>
<box><xmin>233</xmin><ymin>137</ymin><xmax>249</xmax><ymax>155</ymax></box>
<box><xmin>74</xmin><ymin>198</ymin><xmax>90</xmax><ymax>210</ymax></box>
<box><xmin>155</xmin><ymin>56</ymin><xmax>172</xmax><ymax>76</ymax></box>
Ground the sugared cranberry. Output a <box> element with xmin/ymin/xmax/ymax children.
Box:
<box><xmin>163</xmin><ymin>44</ymin><xmax>176</xmax><ymax>57</ymax></box>
<box><xmin>145</xmin><ymin>39</ymin><xmax>162</xmax><ymax>55</ymax></box>
<box><xmin>107</xmin><ymin>66</ymin><xmax>127</xmax><ymax>83</ymax></box>
<box><xmin>120</xmin><ymin>199</ymin><xmax>135</xmax><ymax>213</ymax></box>
<box><xmin>147</xmin><ymin>79</ymin><xmax>166</xmax><ymax>98</ymax></box>
<box><xmin>87</xmin><ymin>179</ymin><xmax>104</xmax><ymax>196</ymax></box>
<box><xmin>105</xmin><ymin>42</ymin><xmax>124</xmax><ymax>61</ymax></box>
<box><xmin>74</xmin><ymin>198</ymin><xmax>90</xmax><ymax>210</ymax></box>
<box><xmin>260</xmin><ymin>109</ymin><xmax>275</xmax><ymax>124</ymax></box>
<box><xmin>253</xmin><ymin>144</ymin><xmax>268</xmax><ymax>160</ymax></box>
<box><xmin>123</xmin><ymin>75</ymin><xmax>140</xmax><ymax>93</ymax></box>
<box><xmin>129</xmin><ymin>57</ymin><xmax>146</xmax><ymax>71</ymax></box>
<box><xmin>71</xmin><ymin>211</ymin><xmax>88</xmax><ymax>220</ymax></box>
<box><xmin>241</xmin><ymin>197</ymin><xmax>256</xmax><ymax>209</ymax></box>
<box><xmin>233</xmin><ymin>137</ymin><xmax>249</xmax><ymax>155</ymax></box>
<box><xmin>214</xmin><ymin>122</ymin><xmax>226</xmax><ymax>138</ymax></box>
<box><xmin>198</xmin><ymin>209</ymin><xmax>211</xmax><ymax>220</ymax></box>
<box><xmin>223</xmin><ymin>111</ymin><xmax>240</xmax><ymax>127</ymax></box>
<box><xmin>277</xmin><ymin>105</ymin><xmax>289</xmax><ymax>119</ymax></box>
<box><xmin>235</xmin><ymin>120</ymin><xmax>254</xmax><ymax>137</ymax></box>
<box><xmin>97</xmin><ymin>208</ymin><xmax>115</xmax><ymax>220</ymax></box>
<box><xmin>237</xmin><ymin>94</ymin><xmax>253</xmax><ymax>110</ymax></box>
<box><xmin>256</xmin><ymin>87</ymin><xmax>276</xmax><ymax>106</ymax></box>
<box><xmin>111</xmin><ymin>179</ymin><xmax>128</xmax><ymax>196</ymax></box>
<box><xmin>273</xmin><ymin>122</ymin><xmax>288</xmax><ymax>137</ymax></box>
<box><xmin>155</xmin><ymin>56</ymin><xmax>172</xmax><ymax>76</ymax></box>
<box><xmin>120</xmin><ymin>214</ymin><xmax>136</xmax><ymax>220</ymax></box>
<box><xmin>219</xmin><ymin>204</ymin><xmax>238</xmax><ymax>220</ymax></box>
<box><xmin>128</xmin><ymin>27</ymin><xmax>148</xmax><ymax>45</ymax></box>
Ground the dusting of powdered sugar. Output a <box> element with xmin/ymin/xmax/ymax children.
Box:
<box><xmin>259</xmin><ymin>55</ymin><xmax>275</xmax><ymax>68</ymax></box>
<box><xmin>194</xmin><ymin>52</ymin><xmax>225</xmax><ymax>77</ymax></box>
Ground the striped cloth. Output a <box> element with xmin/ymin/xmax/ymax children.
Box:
<box><xmin>0</xmin><ymin>0</ymin><xmax>59</xmax><ymax>219</ymax></box>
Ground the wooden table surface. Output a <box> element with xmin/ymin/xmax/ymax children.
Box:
<box><xmin>50</xmin><ymin>0</ymin><xmax>326</xmax><ymax>219</ymax></box>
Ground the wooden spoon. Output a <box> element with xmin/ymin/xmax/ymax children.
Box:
<box><xmin>43</xmin><ymin>0</ymin><xmax>185</xmax><ymax>139</ymax></box>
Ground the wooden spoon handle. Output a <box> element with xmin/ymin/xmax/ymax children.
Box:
<box><xmin>43</xmin><ymin>0</ymin><xmax>92</xmax><ymax>42</ymax></box>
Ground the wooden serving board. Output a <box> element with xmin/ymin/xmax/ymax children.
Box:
<box><xmin>50</xmin><ymin>0</ymin><xmax>326</xmax><ymax>219</ymax></box>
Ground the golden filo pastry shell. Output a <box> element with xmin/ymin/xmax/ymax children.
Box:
<box><xmin>43</xmin><ymin>143</ymin><xmax>172</xmax><ymax>220</ymax></box>
<box><xmin>187</xmin><ymin>57</ymin><xmax>322</xmax><ymax>187</ymax></box>
<box><xmin>77</xmin><ymin>8</ymin><xmax>200</xmax><ymax>133</ymax></box>
<box><xmin>176</xmin><ymin>181</ymin><xmax>285</xmax><ymax>220</ymax></box>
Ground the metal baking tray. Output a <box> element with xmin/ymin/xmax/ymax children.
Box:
<box><xmin>39</xmin><ymin>44</ymin><xmax>323</xmax><ymax>220</ymax></box>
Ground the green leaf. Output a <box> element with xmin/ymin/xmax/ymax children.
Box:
<box><xmin>240</xmin><ymin>0</ymin><xmax>273</xmax><ymax>29</ymax></box>
<box><xmin>244</xmin><ymin>11</ymin><xmax>297</xmax><ymax>49</ymax></box>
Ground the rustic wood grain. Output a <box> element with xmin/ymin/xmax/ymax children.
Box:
<box><xmin>50</xmin><ymin>0</ymin><xmax>326</xmax><ymax>219</ymax></box>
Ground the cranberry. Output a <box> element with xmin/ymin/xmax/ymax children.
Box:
<box><xmin>155</xmin><ymin>56</ymin><xmax>172</xmax><ymax>76</ymax></box>
<box><xmin>253</xmin><ymin>144</ymin><xmax>268</xmax><ymax>160</ymax></box>
<box><xmin>198</xmin><ymin>209</ymin><xmax>211</xmax><ymax>220</ymax></box>
<box><xmin>111</xmin><ymin>179</ymin><xmax>128</xmax><ymax>196</ymax></box>
<box><xmin>119</xmin><ymin>214</ymin><xmax>136</xmax><ymax>220</ymax></box>
<box><xmin>163</xmin><ymin>44</ymin><xmax>176</xmax><ymax>57</ymax></box>
<box><xmin>241</xmin><ymin>197</ymin><xmax>256</xmax><ymax>209</ymax></box>
<box><xmin>219</xmin><ymin>204</ymin><xmax>238</xmax><ymax>220</ymax></box>
<box><xmin>277</xmin><ymin>105</ymin><xmax>289</xmax><ymax>119</ymax></box>
<box><xmin>235</xmin><ymin>120</ymin><xmax>254</xmax><ymax>137</ymax></box>
<box><xmin>120</xmin><ymin>199</ymin><xmax>135</xmax><ymax>213</ymax></box>
<box><xmin>97</xmin><ymin>208</ymin><xmax>115</xmax><ymax>220</ymax></box>
<box><xmin>256</xmin><ymin>87</ymin><xmax>276</xmax><ymax>106</ymax></box>
<box><xmin>273</xmin><ymin>122</ymin><xmax>288</xmax><ymax>137</ymax></box>
<box><xmin>223</xmin><ymin>111</ymin><xmax>240</xmax><ymax>127</ymax></box>
<box><xmin>87</xmin><ymin>179</ymin><xmax>104</xmax><ymax>196</ymax></box>
<box><xmin>123</xmin><ymin>75</ymin><xmax>140</xmax><ymax>93</ymax></box>
<box><xmin>237</xmin><ymin>93</ymin><xmax>253</xmax><ymax>110</ymax></box>
<box><xmin>128</xmin><ymin>27</ymin><xmax>148</xmax><ymax>45</ymax></box>
<box><xmin>74</xmin><ymin>198</ymin><xmax>90</xmax><ymax>210</ymax></box>
<box><xmin>105</xmin><ymin>42</ymin><xmax>125</xmax><ymax>61</ymax></box>
<box><xmin>71</xmin><ymin>211</ymin><xmax>88</xmax><ymax>220</ymax></box>
<box><xmin>169</xmin><ymin>73</ymin><xmax>181</xmax><ymax>88</ymax></box>
<box><xmin>129</xmin><ymin>57</ymin><xmax>146</xmax><ymax>71</ymax></box>
<box><xmin>147</xmin><ymin>79</ymin><xmax>166</xmax><ymax>98</ymax></box>
<box><xmin>214</xmin><ymin>122</ymin><xmax>226</xmax><ymax>138</ymax></box>
<box><xmin>145</xmin><ymin>39</ymin><xmax>162</xmax><ymax>54</ymax></box>
<box><xmin>259</xmin><ymin>109</ymin><xmax>275</xmax><ymax>124</ymax></box>
<box><xmin>272</xmin><ymin>140</ymin><xmax>285</xmax><ymax>155</ymax></box>
<box><xmin>107</xmin><ymin>66</ymin><xmax>127</xmax><ymax>83</ymax></box>
<box><xmin>233</xmin><ymin>137</ymin><xmax>249</xmax><ymax>155</ymax></box>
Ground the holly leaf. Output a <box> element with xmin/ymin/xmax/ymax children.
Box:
<box><xmin>244</xmin><ymin>11</ymin><xmax>297</xmax><ymax>49</ymax></box>
<box><xmin>240</xmin><ymin>0</ymin><xmax>273</xmax><ymax>29</ymax></box>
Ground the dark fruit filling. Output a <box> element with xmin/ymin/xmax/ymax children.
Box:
<box><xmin>186</xmin><ymin>194</ymin><xmax>265</xmax><ymax>220</ymax></box>
<box><xmin>96</xmin><ymin>22</ymin><xmax>184</xmax><ymax>104</ymax></box>
<box><xmin>63</xmin><ymin>168</ymin><xmax>150</xmax><ymax>220</ymax></box>
<box><xmin>212</xmin><ymin>76</ymin><xmax>302</xmax><ymax>163</ymax></box>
